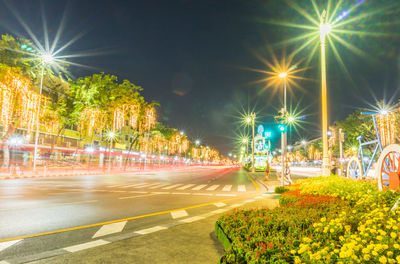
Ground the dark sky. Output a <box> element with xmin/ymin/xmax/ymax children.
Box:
<box><xmin>0</xmin><ymin>0</ymin><xmax>399</xmax><ymax>155</ymax></box>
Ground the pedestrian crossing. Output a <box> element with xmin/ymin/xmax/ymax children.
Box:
<box><xmin>108</xmin><ymin>183</ymin><xmax>250</xmax><ymax>193</ymax></box>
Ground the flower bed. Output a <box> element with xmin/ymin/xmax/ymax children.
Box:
<box><xmin>216</xmin><ymin>176</ymin><xmax>400</xmax><ymax>263</ymax></box>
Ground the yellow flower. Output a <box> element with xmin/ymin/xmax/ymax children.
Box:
<box><xmin>377</xmin><ymin>235</ymin><xmax>383</xmax><ymax>241</ymax></box>
<box><xmin>364</xmin><ymin>254</ymin><xmax>371</xmax><ymax>261</ymax></box>
<box><xmin>387</xmin><ymin>251</ymin><xmax>393</xmax><ymax>257</ymax></box>
<box><xmin>390</xmin><ymin>232</ymin><xmax>397</xmax><ymax>239</ymax></box>
<box><xmin>290</xmin><ymin>250</ymin><xmax>296</xmax><ymax>254</ymax></box>
<box><xmin>393</xmin><ymin>244</ymin><xmax>399</xmax><ymax>249</ymax></box>
<box><xmin>294</xmin><ymin>256</ymin><xmax>301</xmax><ymax>264</ymax></box>
<box><xmin>372</xmin><ymin>250</ymin><xmax>378</xmax><ymax>256</ymax></box>
<box><xmin>379</xmin><ymin>255</ymin><xmax>387</xmax><ymax>264</ymax></box>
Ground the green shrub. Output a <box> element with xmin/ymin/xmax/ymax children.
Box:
<box><xmin>275</xmin><ymin>186</ymin><xmax>289</xmax><ymax>194</ymax></box>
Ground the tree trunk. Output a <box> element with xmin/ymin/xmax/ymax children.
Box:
<box><xmin>124</xmin><ymin>134</ymin><xmax>139</xmax><ymax>170</ymax></box>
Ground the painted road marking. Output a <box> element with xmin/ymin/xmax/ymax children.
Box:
<box><xmin>214</xmin><ymin>202</ymin><xmax>226</xmax><ymax>207</ymax></box>
<box><xmin>0</xmin><ymin>239</ymin><xmax>21</xmax><ymax>252</ymax></box>
<box><xmin>149</xmin><ymin>184</ymin><xmax>168</xmax><ymax>189</ymax></box>
<box><xmin>222</xmin><ymin>185</ymin><xmax>232</xmax><ymax>191</ymax></box>
<box><xmin>180</xmin><ymin>216</ymin><xmax>205</xmax><ymax>223</ymax></box>
<box><xmin>229</xmin><ymin>203</ymin><xmax>242</xmax><ymax>208</ymax></box>
<box><xmin>151</xmin><ymin>191</ymin><xmax>170</xmax><ymax>195</ymax></box>
<box><xmin>135</xmin><ymin>226</ymin><xmax>167</xmax><ymax>235</ymax></box>
<box><xmin>171</xmin><ymin>192</ymin><xmax>191</xmax><ymax>195</ymax></box>
<box><xmin>129</xmin><ymin>191</ymin><xmax>148</xmax><ymax>194</ymax></box>
<box><xmin>119</xmin><ymin>193</ymin><xmax>158</xmax><ymax>200</ymax></box>
<box><xmin>191</xmin><ymin>184</ymin><xmax>207</xmax><ymax>190</ymax></box>
<box><xmin>0</xmin><ymin>261</ymin><xmax>11</xmax><ymax>264</ymax></box>
<box><xmin>133</xmin><ymin>183</ymin><xmax>158</xmax><ymax>188</ymax></box>
<box><xmin>206</xmin><ymin>185</ymin><xmax>219</xmax><ymax>191</ymax></box>
<box><xmin>170</xmin><ymin>210</ymin><xmax>188</xmax><ymax>219</ymax></box>
<box><xmin>176</xmin><ymin>184</ymin><xmax>195</xmax><ymax>190</ymax></box>
<box><xmin>92</xmin><ymin>221</ymin><xmax>127</xmax><ymax>238</ymax></box>
<box><xmin>0</xmin><ymin>196</ymin><xmax>241</xmax><ymax>243</ymax></box>
<box><xmin>254</xmin><ymin>196</ymin><xmax>263</xmax><ymax>200</ymax></box>
<box><xmin>216</xmin><ymin>194</ymin><xmax>237</xmax><ymax>197</ymax></box>
<box><xmin>162</xmin><ymin>184</ymin><xmax>183</xmax><ymax>190</ymax></box>
<box><xmin>244</xmin><ymin>199</ymin><xmax>255</xmax><ymax>203</ymax></box>
<box><xmin>64</xmin><ymin>240</ymin><xmax>109</xmax><ymax>253</ymax></box>
<box><xmin>122</xmin><ymin>183</ymin><xmax>148</xmax><ymax>188</ymax></box>
<box><xmin>238</xmin><ymin>185</ymin><xmax>246</xmax><ymax>192</ymax></box>
<box><xmin>109</xmin><ymin>190</ymin><xmax>127</xmax><ymax>193</ymax></box>
<box><xmin>192</xmin><ymin>193</ymin><xmax>212</xmax><ymax>196</ymax></box>
<box><xmin>211</xmin><ymin>208</ymin><xmax>230</xmax><ymax>214</ymax></box>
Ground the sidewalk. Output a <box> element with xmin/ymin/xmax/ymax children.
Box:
<box><xmin>248</xmin><ymin>170</ymin><xmax>307</xmax><ymax>191</ymax></box>
<box><xmin>28</xmin><ymin>194</ymin><xmax>280</xmax><ymax>264</ymax></box>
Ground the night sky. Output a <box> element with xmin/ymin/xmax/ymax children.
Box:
<box><xmin>0</xmin><ymin>0</ymin><xmax>399</xmax><ymax>155</ymax></box>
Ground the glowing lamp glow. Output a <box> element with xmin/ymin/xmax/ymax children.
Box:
<box><xmin>301</xmin><ymin>140</ymin><xmax>307</xmax><ymax>146</ymax></box>
<box><xmin>242</xmin><ymin>138</ymin><xmax>248</xmax><ymax>143</ymax></box>
<box><xmin>320</xmin><ymin>24</ymin><xmax>331</xmax><ymax>41</ymax></box>
<box><xmin>287</xmin><ymin>116</ymin><xmax>295</xmax><ymax>123</ymax></box>
<box><xmin>278</xmin><ymin>72</ymin><xmax>287</xmax><ymax>78</ymax></box>
<box><xmin>246</xmin><ymin>117</ymin><xmax>252</xmax><ymax>123</ymax></box>
<box><xmin>41</xmin><ymin>53</ymin><xmax>54</xmax><ymax>64</ymax></box>
<box><xmin>379</xmin><ymin>109</ymin><xmax>389</xmax><ymax>116</ymax></box>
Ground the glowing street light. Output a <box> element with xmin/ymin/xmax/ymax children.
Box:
<box><xmin>245</xmin><ymin>113</ymin><xmax>256</xmax><ymax>173</ymax></box>
<box><xmin>301</xmin><ymin>140</ymin><xmax>307</xmax><ymax>146</ymax></box>
<box><xmin>33</xmin><ymin>52</ymin><xmax>55</xmax><ymax>170</ymax></box>
<box><xmin>195</xmin><ymin>139</ymin><xmax>200</xmax><ymax>146</ymax></box>
<box><xmin>320</xmin><ymin>12</ymin><xmax>331</xmax><ymax>176</ymax></box>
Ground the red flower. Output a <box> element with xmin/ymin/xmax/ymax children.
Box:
<box><xmin>267</xmin><ymin>242</ymin><xmax>273</xmax><ymax>249</ymax></box>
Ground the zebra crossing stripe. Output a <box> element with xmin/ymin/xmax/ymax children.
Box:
<box><xmin>222</xmin><ymin>185</ymin><xmax>232</xmax><ymax>191</ymax></box>
<box><xmin>149</xmin><ymin>184</ymin><xmax>168</xmax><ymax>189</ymax></box>
<box><xmin>133</xmin><ymin>183</ymin><xmax>158</xmax><ymax>188</ymax></box>
<box><xmin>135</xmin><ymin>226</ymin><xmax>167</xmax><ymax>234</ymax></box>
<box><xmin>176</xmin><ymin>184</ymin><xmax>195</xmax><ymax>190</ymax></box>
<box><xmin>192</xmin><ymin>184</ymin><xmax>207</xmax><ymax>190</ymax></box>
<box><xmin>206</xmin><ymin>185</ymin><xmax>219</xmax><ymax>191</ymax></box>
<box><xmin>238</xmin><ymin>185</ymin><xmax>246</xmax><ymax>192</ymax></box>
<box><xmin>162</xmin><ymin>184</ymin><xmax>183</xmax><ymax>190</ymax></box>
<box><xmin>214</xmin><ymin>202</ymin><xmax>226</xmax><ymax>207</ymax></box>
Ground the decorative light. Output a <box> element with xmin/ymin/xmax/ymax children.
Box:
<box><xmin>278</xmin><ymin>72</ymin><xmax>287</xmax><ymax>78</ymax></box>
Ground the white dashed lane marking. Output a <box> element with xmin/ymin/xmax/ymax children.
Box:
<box><xmin>180</xmin><ymin>216</ymin><xmax>205</xmax><ymax>223</ymax></box>
<box><xmin>92</xmin><ymin>221</ymin><xmax>127</xmax><ymax>238</ymax></box>
<box><xmin>0</xmin><ymin>239</ymin><xmax>22</xmax><ymax>252</ymax></box>
<box><xmin>134</xmin><ymin>226</ymin><xmax>167</xmax><ymax>234</ymax></box>
<box><xmin>214</xmin><ymin>202</ymin><xmax>227</xmax><ymax>207</ymax></box>
<box><xmin>222</xmin><ymin>185</ymin><xmax>232</xmax><ymax>191</ymax></box>
<box><xmin>191</xmin><ymin>184</ymin><xmax>207</xmax><ymax>190</ymax></box>
<box><xmin>64</xmin><ymin>240</ymin><xmax>109</xmax><ymax>253</ymax></box>
<box><xmin>170</xmin><ymin>210</ymin><xmax>188</xmax><ymax>219</ymax></box>
<box><xmin>238</xmin><ymin>185</ymin><xmax>246</xmax><ymax>192</ymax></box>
<box><xmin>206</xmin><ymin>185</ymin><xmax>219</xmax><ymax>191</ymax></box>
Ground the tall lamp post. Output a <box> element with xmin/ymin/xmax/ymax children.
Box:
<box><xmin>33</xmin><ymin>53</ymin><xmax>54</xmax><ymax>170</ymax></box>
<box><xmin>320</xmin><ymin>16</ymin><xmax>331</xmax><ymax>176</ymax></box>
<box><xmin>246</xmin><ymin>113</ymin><xmax>256</xmax><ymax>173</ymax></box>
<box><xmin>279</xmin><ymin>72</ymin><xmax>288</xmax><ymax>186</ymax></box>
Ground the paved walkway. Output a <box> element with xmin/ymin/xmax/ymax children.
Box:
<box><xmin>28</xmin><ymin>193</ymin><xmax>280</xmax><ymax>264</ymax></box>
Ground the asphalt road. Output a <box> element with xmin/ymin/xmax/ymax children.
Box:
<box><xmin>0</xmin><ymin>166</ymin><xmax>260</xmax><ymax>263</ymax></box>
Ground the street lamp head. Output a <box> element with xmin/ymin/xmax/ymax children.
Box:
<box><xmin>320</xmin><ymin>23</ymin><xmax>331</xmax><ymax>41</ymax></box>
<box><xmin>287</xmin><ymin>115</ymin><xmax>295</xmax><ymax>123</ymax></box>
<box><xmin>41</xmin><ymin>52</ymin><xmax>54</xmax><ymax>64</ymax></box>
<box><xmin>301</xmin><ymin>140</ymin><xmax>307</xmax><ymax>146</ymax></box>
<box><xmin>180</xmin><ymin>131</ymin><xmax>184</xmax><ymax>136</ymax></box>
<box><xmin>278</xmin><ymin>72</ymin><xmax>287</xmax><ymax>78</ymax></box>
<box><xmin>195</xmin><ymin>139</ymin><xmax>200</xmax><ymax>146</ymax></box>
<box><xmin>246</xmin><ymin>117</ymin><xmax>252</xmax><ymax>123</ymax></box>
<box><xmin>242</xmin><ymin>138</ymin><xmax>248</xmax><ymax>143</ymax></box>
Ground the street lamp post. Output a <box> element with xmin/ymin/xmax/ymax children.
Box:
<box><xmin>320</xmin><ymin>17</ymin><xmax>331</xmax><ymax>176</ymax></box>
<box><xmin>279</xmin><ymin>72</ymin><xmax>288</xmax><ymax>186</ymax></box>
<box><xmin>251</xmin><ymin>113</ymin><xmax>256</xmax><ymax>173</ymax></box>
<box><xmin>33</xmin><ymin>53</ymin><xmax>54</xmax><ymax>170</ymax></box>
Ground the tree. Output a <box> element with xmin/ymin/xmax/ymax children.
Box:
<box><xmin>335</xmin><ymin>110</ymin><xmax>375</xmax><ymax>156</ymax></box>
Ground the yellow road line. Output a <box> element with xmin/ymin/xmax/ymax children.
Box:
<box><xmin>246</xmin><ymin>171</ymin><xmax>260</xmax><ymax>191</ymax></box>
<box><xmin>0</xmin><ymin>196</ymin><xmax>244</xmax><ymax>243</ymax></box>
